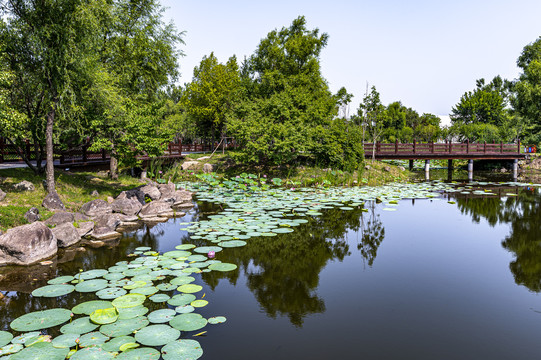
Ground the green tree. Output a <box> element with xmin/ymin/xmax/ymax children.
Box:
<box><xmin>512</xmin><ymin>37</ymin><xmax>541</xmax><ymax>144</ymax></box>
<box><xmin>182</xmin><ymin>53</ymin><xmax>240</xmax><ymax>146</ymax></box>
<box><xmin>357</xmin><ymin>86</ymin><xmax>386</xmax><ymax>161</ymax></box>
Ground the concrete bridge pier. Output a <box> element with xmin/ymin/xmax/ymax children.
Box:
<box><xmin>468</xmin><ymin>160</ymin><xmax>474</xmax><ymax>181</ymax></box>
<box><xmin>409</xmin><ymin>159</ymin><xmax>414</xmax><ymax>171</ymax></box>
<box><xmin>447</xmin><ymin>159</ymin><xmax>454</xmax><ymax>181</ymax></box>
<box><xmin>425</xmin><ymin>160</ymin><xmax>430</xmax><ymax>181</ymax></box>
<box><xmin>513</xmin><ymin>159</ymin><xmax>518</xmax><ymax>181</ymax></box>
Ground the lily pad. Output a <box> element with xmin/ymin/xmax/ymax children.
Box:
<box><xmin>47</xmin><ymin>275</ymin><xmax>75</xmax><ymax>285</ymax></box>
<box><xmin>99</xmin><ymin>316</ymin><xmax>149</xmax><ymax>337</ymax></box>
<box><xmin>112</xmin><ymin>294</ymin><xmax>146</xmax><ymax>309</ymax></box>
<box><xmin>170</xmin><ymin>277</ymin><xmax>195</xmax><ymax>286</ymax></box>
<box><xmin>149</xmin><ymin>293</ymin><xmax>170</xmax><ymax>303</ymax></box>
<box><xmin>193</xmin><ymin>246</ymin><xmax>222</xmax><ymax>254</ymax></box>
<box><xmin>73</xmin><ymin>300</ymin><xmax>114</xmax><ymax>315</ymax></box>
<box><xmin>175</xmin><ymin>305</ymin><xmax>195</xmax><ymax>314</ymax></box>
<box><xmin>134</xmin><ymin>325</ymin><xmax>180</xmax><ymax>346</ymax></box>
<box><xmin>10</xmin><ymin>341</ymin><xmax>70</xmax><ymax>360</ymax></box>
<box><xmin>130</xmin><ymin>286</ymin><xmax>158</xmax><ymax>296</ymax></box>
<box><xmin>177</xmin><ymin>284</ymin><xmax>203</xmax><ymax>294</ymax></box>
<box><xmin>218</xmin><ymin>240</ymin><xmax>247</xmax><ymax>248</ymax></box>
<box><xmin>0</xmin><ymin>331</ymin><xmax>12</xmax><ymax>348</ymax></box>
<box><xmin>208</xmin><ymin>263</ymin><xmax>238</xmax><ymax>272</ymax></box>
<box><xmin>70</xmin><ymin>347</ymin><xmax>115</xmax><ymax>360</ymax></box>
<box><xmin>90</xmin><ymin>308</ymin><xmax>119</xmax><ymax>325</ymax></box>
<box><xmin>32</xmin><ymin>284</ymin><xmax>75</xmax><ymax>297</ymax></box>
<box><xmin>75</xmin><ymin>279</ymin><xmax>108</xmax><ymax>293</ymax></box>
<box><xmin>156</xmin><ymin>283</ymin><xmax>177</xmax><ymax>291</ymax></box>
<box><xmin>148</xmin><ymin>309</ymin><xmax>177</xmax><ymax>324</ymax></box>
<box><xmin>161</xmin><ymin>339</ymin><xmax>203</xmax><ymax>360</ymax></box>
<box><xmin>76</xmin><ymin>269</ymin><xmax>108</xmax><ymax>280</ymax></box>
<box><xmin>190</xmin><ymin>300</ymin><xmax>208</xmax><ymax>308</ymax></box>
<box><xmin>208</xmin><ymin>316</ymin><xmax>227</xmax><ymax>324</ymax></box>
<box><xmin>117</xmin><ymin>306</ymin><xmax>148</xmax><ymax>320</ymax></box>
<box><xmin>78</xmin><ymin>331</ymin><xmax>109</xmax><ymax>347</ymax></box>
<box><xmin>11</xmin><ymin>308</ymin><xmax>72</xmax><ymax>332</ymax></box>
<box><xmin>101</xmin><ymin>336</ymin><xmax>136</xmax><ymax>352</ymax></box>
<box><xmin>60</xmin><ymin>316</ymin><xmax>99</xmax><ymax>334</ymax></box>
<box><xmin>169</xmin><ymin>313</ymin><xmax>207</xmax><ymax>332</ymax></box>
<box><xmin>167</xmin><ymin>294</ymin><xmax>196</xmax><ymax>307</ymax></box>
<box><xmin>51</xmin><ymin>333</ymin><xmax>80</xmax><ymax>348</ymax></box>
<box><xmin>96</xmin><ymin>287</ymin><xmax>127</xmax><ymax>300</ymax></box>
<box><xmin>11</xmin><ymin>331</ymin><xmax>40</xmax><ymax>344</ymax></box>
<box><xmin>0</xmin><ymin>343</ymin><xmax>23</xmax><ymax>356</ymax></box>
<box><xmin>175</xmin><ymin>244</ymin><xmax>195</xmax><ymax>250</ymax></box>
<box><xmin>115</xmin><ymin>347</ymin><xmax>160</xmax><ymax>360</ymax></box>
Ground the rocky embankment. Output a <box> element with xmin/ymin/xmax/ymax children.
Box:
<box><xmin>0</xmin><ymin>183</ymin><xmax>194</xmax><ymax>266</ymax></box>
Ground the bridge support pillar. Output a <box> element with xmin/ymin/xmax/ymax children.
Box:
<box><xmin>468</xmin><ymin>160</ymin><xmax>474</xmax><ymax>181</ymax></box>
<box><xmin>447</xmin><ymin>159</ymin><xmax>453</xmax><ymax>181</ymax></box>
<box><xmin>424</xmin><ymin>160</ymin><xmax>430</xmax><ymax>181</ymax></box>
<box><xmin>513</xmin><ymin>159</ymin><xmax>518</xmax><ymax>180</ymax></box>
<box><xmin>409</xmin><ymin>159</ymin><xmax>414</xmax><ymax>171</ymax></box>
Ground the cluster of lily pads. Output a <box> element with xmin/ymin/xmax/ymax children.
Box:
<box><xmin>0</xmin><ymin>245</ymin><xmax>235</xmax><ymax>359</ymax></box>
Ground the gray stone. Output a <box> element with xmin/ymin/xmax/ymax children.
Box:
<box><xmin>398</xmin><ymin>166</ymin><xmax>406</xmax><ymax>171</ymax></box>
<box><xmin>76</xmin><ymin>221</ymin><xmax>94</xmax><ymax>238</ymax></box>
<box><xmin>42</xmin><ymin>192</ymin><xmax>66</xmax><ymax>211</ymax></box>
<box><xmin>140</xmin><ymin>184</ymin><xmax>161</xmax><ymax>201</ymax></box>
<box><xmin>90</xmin><ymin>227</ymin><xmax>121</xmax><ymax>240</ymax></box>
<box><xmin>0</xmin><ymin>222</ymin><xmax>57</xmax><ymax>265</ymax></box>
<box><xmin>80</xmin><ymin>199</ymin><xmax>112</xmax><ymax>217</ymax></box>
<box><xmin>44</xmin><ymin>211</ymin><xmax>75</xmax><ymax>226</ymax></box>
<box><xmin>0</xmin><ymin>188</ymin><xmax>6</xmax><ymax>202</ymax></box>
<box><xmin>157</xmin><ymin>211</ymin><xmax>185</xmax><ymax>218</ymax></box>
<box><xmin>24</xmin><ymin>207</ymin><xmax>40</xmax><ymax>223</ymax></box>
<box><xmin>181</xmin><ymin>161</ymin><xmax>200</xmax><ymax>171</ymax></box>
<box><xmin>139</xmin><ymin>200</ymin><xmax>173</xmax><ymax>218</ymax></box>
<box><xmin>90</xmin><ymin>190</ymin><xmax>99</xmax><ymax>197</ymax></box>
<box><xmin>117</xmin><ymin>188</ymin><xmax>146</xmax><ymax>205</ymax></box>
<box><xmin>158</xmin><ymin>183</ymin><xmax>175</xmax><ymax>199</ymax></box>
<box><xmin>74</xmin><ymin>212</ymin><xmax>91</xmax><ymax>222</ymax></box>
<box><xmin>94</xmin><ymin>213</ymin><xmax>124</xmax><ymax>230</ymax></box>
<box><xmin>141</xmin><ymin>216</ymin><xmax>169</xmax><ymax>223</ymax></box>
<box><xmin>365</xmin><ymin>165</ymin><xmax>371</xmax><ymax>170</ymax></box>
<box><xmin>52</xmin><ymin>222</ymin><xmax>81</xmax><ymax>248</ymax></box>
<box><xmin>384</xmin><ymin>166</ymin><xmax>391</xmax><ymax>172</ymax></box>
<box><xmin>171</xmin><ymin>190</ymin><xmax>193</xmax><ymax>207</ymax></box>
<box><xmin>203</xmin><ymin>163</ymin><xmax>215</xmax><ymax>173</ymax></box>
<box><xmin>14</xmin><ymin>180</ymin><xmax>35</xmax><ymax>191</ymax></box>
<box><xmin>111</xmin><ymin>197</ymin><xmax>142</xmax><ymax>216</ymax></box>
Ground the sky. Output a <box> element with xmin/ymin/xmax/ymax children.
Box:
<box><xmin>161</xmin><ymin>0</ymin><xmax>541</xmax><ymax>125</ymax></box>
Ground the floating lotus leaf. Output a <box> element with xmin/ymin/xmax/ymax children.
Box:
<box><xmin>156</xmin><ymin>283</ymin><xmax>177</xmax><ymax>291</ymax></box>
<box><xmin>181</xmin><ymin>267</ymin><xmax>199</xmax><ymax>274</ymax></box>
<box><xmin>149</xmin><ymin>269</ymin><xmax>171</xmax><ymax>277</ymax></box>
<box><xmin>108</xmin><ymin>265</ymin><xmax>129</xmax><ymax>273</ymax></box>
<box><xmin>60</xmin><ymin>316</ymin><xmax>99</xmax><ymax>334</ymax></box>
<box><xmin>90</xmin><ymin>307</ymin><xmax>118</xmax><ymax>325</ymax></box>
<box><xmin>101</xmin><ymin>336</ymin><xmax>135</xmax><ymax>352</ymax></box>
<box><xmin>116</xmin><ymin>347</ymin><xmax>160</xmax><ymax>360</ymax></box>
<box><xmin>175</xmin><ymin>244</ymin><xmax>195</xmax><ymax>250</ymax></box>
<box><xmin>167</xmin><ymin>294</ymin><xmax>196</xmax><ymax>307</ymax></box>
<box><xmin>11</xmin><ymin>308</ymin><xmax>72</xmax><ymax>332</ymax></box>
<box><xmin>134</xmin><ymin>325</ymin><xmax>180</xmax><ymax>346</ymax></box>
<box><xmin>123</xmin><ymin>268</ymin><xmax>150</xmax><ymax>277</ymax></box>
<box><xmin>143</xmin><ymin>251</ymin><xmax>158</xmax><ymax>256</ymax></box>
<box><xmin>11</xmin><ymin>331</ymin><xmax>40</xmax><ymax>344</ymax></box>
<box><xmin>161</xmin><ymin>339</ymin><xmax>203</xmax><ymax>360</ymax></box>
<box><xmin>187</xmin><ymin>255</ymin><xmax>207</xmax><ymax>262</ymax></box>
<box><xmin>218</xmin><ymin>240</ymin><xmax>247</xmax><ymax>248</ymax></box>
<box><xmin>0</xmin><ymin>343</ymin><xmax>23</xmax><ymax>356</ymax></box>
<box><xmin>149</xmin><ymin>293</ymin><xmax>170</xmax><ymax>302</ymax></box>
<box><xmin>68</xmin><ymin>298</ymin><xmax>101</xmax><ymax>313</ymax></box>
<box><xmin>177</xmin><ymin>284</ymin><xmax>202</xmax><ymax>294</ymax></box>
<box><xmin>99</xmin><ymin>316</ymin><xmax>149</xmax><ymax>337</ymax></box>
<box><xmin>135</xmin><ymin>247</ymin><xmax>151</xmax><ymax>251</ymax></box>
<box><xmin>175</xmin><ymin>305</ymin><xmax>195</xmax><ymax>314</ymax></box>
<box><xmin>193</xmin><ymin>246</ymin><xmax>222</xmax><ymax>254</ymax></box>
<box><xmin>170</xmin><ymin>277</ymin><xmax>195</xmax><ymax>286</ymax></box>
<box><xmin>32</xmin><ymin>284</ymin><xmax>75</xmax><ymax>297</ymax></box>
<box><xmin>96</xmin><ymin>287</ymin><xmax>127</xmax><ymax>300</ymax></box>
<box><xmin>9</xmin><ymin>341</ymin><xmax>69</xmax><ymax>360</ymax></box>
<box><xmin>124</xmin><ymin>281</ymin><xmax>148</xmax><ymax>290</ymax></box>
<box><xmin>169</xmin><ymin>313</ymin><xmax>207</xmax><ymax>332</ymax></box>
<box><xmin>110</xmin><ymin>279</ymin><xmax>134</xmax><ymax>287</ymax></box>
<box><xmin>117</xmin><ymin>306</ymin><xmax>148</xmax><ymax>320</ymax></box>
<box><xmin>0</xmin><ymin>331</ymin><xmax>12</xmax><ymax>348</ymax></box>
<box><xmin>76</xmin><ymin>269</ymin><xmax>108</xmax><ymax>280</ymax></box>
<box><xmin>112</xmin><ymin>294</ymin><xmax>146</xmax><ymax>309</ymax></box>
<box><xmin>163</xmin><ymin>250</ymin><xmax>191</xmax><ymax>258</ymax></box>
<box><xmin>51</xmin><ymin>333</ymin><xmax>79</xmax><ymax>348</ymax></box>
<box><xmin>70</xmin><ymin>346</ymin><xmax>114</xmax><ymax>360</ymax></box>
<box><xmin>119</xmin><ymin>342</ymin><xmax>139</xmax><ymax>351</ymax></box>
<box><xmin>190</xmin><ymin>300</ymin><xmax>208</xmax><ymax>308</ymax></box>
<box><xmin>260</xmin><ymin>232</ymin><xmax>277</xmax><ymax>236</ymax></box>
<box><xmin>47</xmin><ymin>275</ymin><xmax>75</xmax><ymax>285</ymax></box>
<box><xmin>75</xmin><ymin>279</ymin><xmax>108</xmax><ymax>293</ymax></box>
<box><xmin>208</xmin><ymin>263</ymin><xmax>237</xmax><ymax>272</ymax></box>
<box><xmin>130</xmin><ymin>286</ymin><xmax>158</xmax><ymax>296</ymax></box>
<box><xmin>208</xmin><ymin>316</ymin><xmax>227</xmax><ymax>324</ymax></box>
<box><xmin>104</xmin><ymin>272</ymin><xmax>125</xmax><ymax>281</ymax></box>
<box><xmin>78</xmin><ymin>331</ymin><xmax>109</xmax><ymax>347</ymax></box>
<box><xmin>148</xmin><ymin>309</ymin><xmax>177</xmax><ymax>324</ymax></box>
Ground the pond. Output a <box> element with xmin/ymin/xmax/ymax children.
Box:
<box><xmin>1</xmin><ymin>179</ymin><xmax>541</xmax><ymax>359</ymax></box>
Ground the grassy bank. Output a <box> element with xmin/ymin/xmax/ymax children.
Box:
<box><xmin>0</xmin><ymin>168</ymin><xmax>141</xmax><ymax>232</ymax></box>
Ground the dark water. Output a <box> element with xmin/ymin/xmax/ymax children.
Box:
<box><xmin>2</xmin><ymin>183</ymin><xmax>541</xmax><ymax>359</ymax></box>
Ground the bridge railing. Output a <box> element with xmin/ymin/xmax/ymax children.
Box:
<box><xmin>363</xmin><ymin>140</ymin><xmax>521</xmax><ymax>155</ymax></box>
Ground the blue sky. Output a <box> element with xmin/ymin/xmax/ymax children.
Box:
<box><xmin>161</xmin><ymin>0</ymin><xmax>541</xmax><ymax>123</ymax></box>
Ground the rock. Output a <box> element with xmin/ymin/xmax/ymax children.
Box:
<box><xmin>171</xmin><ymin>190</ymin><xmax>193</xmax><ymax>207</ymax></box>
<box><xmin>384</xmin><ymin>166</ymin><xmax>391</xmax><ymax>172</ymax></box>
<box><xmin>96</xmin><ymin>170</ymin><xmax>109</xmax><ymax>178</ymax></box>
<box><xmin>76</xmin><ymin>221</ymin><xmax>94</xmax><ymax>238</ymax></box>
<box><xmin>44</xmin><ymin>211</ymin><xmax>74</xmax><ymax>226</ymax></box>
<box><xmin>141</xmin><ymin>216</ymin><xmax>169</xmax><ymax>223</ymax></box>
<box><xmin>106</xmin><ymin>196</ymin><xmax>114</xmax><ymax>203</ymax></box>
<box><xmin>86</xmin><ymin>240</ymin><xmax>106</xmax><ymax>248</ymax></box>
<box><xmin>90</xmin><ymin>227</ymin><xmax>121</xmax><ymax>240</ymax></box>
<box><xmin>500</xmin><ymin>168</ymin><xmax>508</xmax><ymax>173</ymax></box>
<box><xmin>74</xmin><ymin>213</ymin><xmax>91</xmax><ymax>222</ymax></box>
<box><xmin>111</xmin><ymin>197</ymin><xmax>143</xmax><ymax>216</ymax></box>
<box><xmin>117</xmin><ymin>188</ymin><xmax>146</xmax><ymax>205</ymax></box>
<box><xmin>42</xmin><ymin>192</ymin><xmax>66</xmax><ymax>211</ymax></box>
<box><xmin>52</xmin><ymin>223</ymin><xmax>80</xmax><ymax>248</ymax></box>
<box><xmin>0</xmin><ymin>222</ymin><xmax>57</xmax><ymax>265</ymax></box>
<box><xmin>14</xmin><ymin>180</ymin><xmax>35</xmax><ymax>191</ymax></box>
<box><xmin>139</xmin><ymin>200</ymin><xmax>173</xmax><ymax>218</ymax></box>
<box><xmin>0</xmin><ymin>188</ymin><xmax>6</xmax><ymax>202</ymax></box>
<box><xmin>365</xmin><ymin>165</ymin><xmax>371</xmax><ymax>170</ymax></box>
<box><xmin>79</xmin><ymin>199</ymin><xmax>112</xmax><ymax>217</ymax></box>
<box><xmin>24</xmin><ymin>207</ymin><xmax>40</xmax><ymax>223</ymax></box>
<box><xmin>119</xmin><ymin>215</ymin><xmax>139</xmax><ymax>223</ymax></box>
<box><xmin>398</xmin><ymin>166</ymin><xmax>406</xmax><ymax>171</ymax></box>
<box><xmin>90</xmin><ymin>190</ymin><xmax>99</xmax><ymax>197</ymax></box>
<box><xmin>181</xmin><ymin>161</ymin><xmax>200</xmax><ymax>171</ymax></box>
<box><xmin>94</xmin><ymin>213</ymin><xmax>124</xmax><ymax>230</ymax></box>
<box><xmin>158</xmin><ymin>183</ymin><xmax>175</xmax><ymax>199</ymax></box>
<box><xmin>158</xmin><ymin>211</ymin><xmax>185</xmax><ymax>218</ymax></box>
<box><xmin>140</xmin><ymin>184</ymin><xmax>161</xmax><ymax>201</ymax></box>
<box><xmin>203</xmin><ymin>163</ymin><xmax>215</xmax><ymax>173</ymax></box>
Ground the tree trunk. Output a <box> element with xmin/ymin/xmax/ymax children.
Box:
<box><xmin>45</xmin><ymin>104</ymin><xmax>56</xmax><ymax>194</ymax></box>
<box><xmin>110</xmin><ymin>152</ymin><xmax>118</xmax><ymax>180</ymax></box>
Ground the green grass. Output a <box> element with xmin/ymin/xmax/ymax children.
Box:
<box><xmin>0</xmin><ymin>168</ymin><xmax>142</xmax><ymax>232</ymax></box>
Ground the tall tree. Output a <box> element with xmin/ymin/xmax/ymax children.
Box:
<box><xmin>358</xmin><ymin>86</ymin><xmax>385</xmax><ymax>161</ymax></box>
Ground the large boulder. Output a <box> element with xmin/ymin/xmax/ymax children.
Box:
<box><xmin>171</xmin><ymin>190</ymin><xmax>194</xmax><ymax>207</ymax></box>
<box><xmin>42</xmin><ymin>192</ymin><xmax>66</xmax><ymax>211</ymax></box>
<box><xmin>203</xmin><ymin>163</ymin><xmax>215</xmax><ymax>173</ymax></box>
<box><xmin>14</xmin><ymin>180</ymin><xmax>35</xmax><ymax>191</ymax></box>
<box><xmin>139</xmin><ymin>200</ymin><xmax>173</xmax><ymax>218</ymax></box>
<box><xmin>140</xmin><ymin>184</ymin><xmax>161</xmax><ymax>201</ymax></box>
<box><xmin>80</xmin><ymin>199</ymin><xmax>112</xmax><ymax>217</ymax></box>
<box><xmin>44</xmin><ymin>211</ymin><xmax>75</xmax><ymax>226</ymax></box>
<box><xmin>76</xmin><ymin>221</ymin><xmax>94</xmax><ymax>238</ymax></box>
<box><xmin>24</xmin><ymin>207</ymin><xmax>40</xmax><ymax>223</ymax></box>
<box><xmin>94</xmin><ymin>213</ymin><xmax>124</xmax><ymax>230</ymax></box>
<box><xmin>111</xmin><ymin>197</ymin><xmax>143</xmax><ymax>216</ymax></box>
<box><xmin>116</xmin><ymin>188</ymin><xmax>146</xmax><ymax>205</ymax></box>
<box><xmin>52</xmin><ymin>222</ymin><xmax>80</xmax><ymax>248</ymax></box>
<box><xmin>181</xmin><ymin>161</ymin><xmax>200</xmax><ymax>171</ymax></box>
<box><xmin>0</xmin><ymin>222</ymin><xmax>57</xmax><ymax>265</ymax></box>
<box><xmin>158</xmin><ymin>183</ymin><xmax>175</xmax><ymax>199</ymax></box>
<box><xmin>0</xmin><ymin>188</ymin><xmax>6</xmax><ymax>202</ymax></box>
